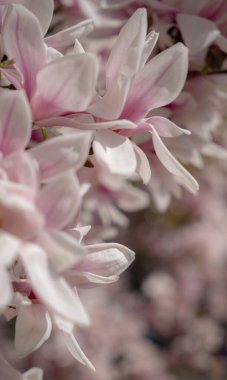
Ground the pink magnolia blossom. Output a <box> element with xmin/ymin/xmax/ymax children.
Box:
<box><xmin>19</xmin><ymin>8</ymin><xmax>199</xmax><ymax>196</ymax></box>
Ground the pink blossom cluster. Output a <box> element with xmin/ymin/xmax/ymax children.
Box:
<box><xmin>0</xmin><ymin>0</ymin><xmax>227</xmax><ymax>379</ymax></box>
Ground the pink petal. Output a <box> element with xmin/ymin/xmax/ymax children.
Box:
<box><xmin>3</xmin><ymin>151</ymin><xmax>38</xmax><ymax>191</ymax></box>
<box><xmin>29</xmin><ymin>131</ymin><xmax>93</xmax><ymax>180</ymax></box>
<box><xmin>87</xmin><ymin>9</ymin><xmax>147</xmax><ymax>120</ymax></box>
<box><xmin>0</xmin><ymin>90</ymin><xmax>31</xmax><ymax>155</ymax></box>
<box><xmin>3</xmin><ymin>4</ymin><xmax>46</xmax><ymax>98</ymax></box>
<box><xmin>37</xmin><ymin>172</ymin><xmax>80</xmax><ymax>230</ymax></box>
<box><xmin>106</xmin><ymin>8</ymin><xmax>147</xmax><ymax>79</ymax></box>
<box><xmin>87</xmin><ymin>74</ymin><xmax>131</xmax><ymax>120</ymax></box>
<box><xmin>93</xmin><ymin>130</ymin><xmax>137</xmax><ymax>176</ymax></box>
<box><xmin>15</xmin><ymin>304</ymin><xmax>52</xmax><ymax>357</ymax></box>
<box><xmin>121</xmin><ymin>43</ymin><xmax>188</xmax><ymax>122</ymax></box>
<box><xmin>31</xmin><ymin>54</ymin><xmax>97</xmax><ymax>120</ymax></box>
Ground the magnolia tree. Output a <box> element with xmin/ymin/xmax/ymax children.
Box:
<box><xmin>0</xmin><ymin>1</ymin><xmax>227</xmax><ymax>379</ymax></box>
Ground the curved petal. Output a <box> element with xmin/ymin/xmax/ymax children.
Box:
<box><xmin>65</xmin><ymin>271</ymin><xmax>118</xmax><ymax>288</ymax></box>
<box><xmin>87</xmin><ymin>74</ymin><xmax>131</xmax><ymax>120</ymax></box>
<box><xmin>31</xmin><ymin>54</ymin><xmax>97</xmax><ymax>120</ymax></box>
<box><xmin>45</xmin><ymin>19</ymin><xmax>94</xmax><ymax>50</ymax></box>
<box><xmin>88</xmin><ymin>9</ymin><xmax>147</xmax><ymax>119</ymax></box>
<box><xmin>148</xmin><ymin>116</ymin><xmax>191</xmax><ymax>137</ymax></box>
<box><xmin>116</xmin><ymin>183</ymin><xmax>150</xmax><ymax>211</ymax></box>
<box><xmin>3</xmin><ymin>151</ymin><xmax>38</xmax><ymax>191</ymax></box>
<box><xmin>151</xmin><ymin>126</ymin><xmax>199</xmax><ymax>194</ymax></box>
<box><xmin>64</xmin><ymin>333</ymin><xmax>95</xmax><ymax>371</ymax></box>
<box><xmin>37</xmin><ymin>172</ymin><xmax>80</xmax><ymax>230</ymax></box>
<box><xmin>36</xmin><ymin>116</ymin><xmax>137</xmax><ymax>131</ymax></box>
<box><xmin>76</xmin><ymin>242</ymin><xmax>135</xmax><ymax>277</ymax></box>
<box><xmin>15</xmin><ymin>304</ymin><xmax>52</xmax><ymax>357</ymax></box>
<box><xmin>133</xmin><ymin>143</ymin><xmax>151</xmax><ymax>184</ymax></box>
<box><xmin>29</xmin><ymin>131</ymin><xmax>93</xmax><ymax>180</ymax></box>
<box><xmin>106</xmin><ymin>8</ymin><xmax>147</xmax><ymax>81</ymax></box>
<box><xmin>36</xmin><ymin>231</ymin><xmax>85</xmax><ymax>273</ymax></box>
<box><xmin>177</xmin><ymin>14</ymin><xmax>220</xmax><ymax>55</ymax></box>
<box><xmin>93</xmin><ymin>130</ymin><xmax>137</xmax><ymax>176</ymax></box>
<box><xmin>21</xmin><ymin>244</ymin><xmax>90</xmax><ymax>326</ymax></box>
<box><xmin>24</xmin><ymin>0</ymin><xmax>53</xmax><ymax>36</ymax></box>
<box><xmin>0</xmin><ymin>231</ymin><xmax>20</xmax><ymax>267</ymax></box>
<box><xmin>140</xmin><ymin>30</ymin><xmax>159</xmax><ymax>68</ymax></box>
<box><xmin>122</xmin><ymin>43</ymin><xmax>188</xmax><ymax>122</ymax></box>
<box><xmin>0</xmin><ymin>268</ymin><xmax>12</xmax><ymax>311</ymax></box>
<box><xmin>3</xmin><ymin>4</ymin><xmax>46</xmax><ymax>98</ymax></box>
<box><xmin>0</xmin><ymin>90</ymin><xmax>31</xmax><ymax>155</ymax></box>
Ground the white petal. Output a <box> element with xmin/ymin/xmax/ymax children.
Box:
<box><xmin>151</xmin><ymin>126</ymin><xmax>199</xmax><ymax>194</ymax></box>
<box><xmin>93</xmin><ymin>130</ymin><xmax>137</xmax><ymax>176</ymax></box>
<box><xmin>140</xmin><ymin>30</ymin><xmax>159</xmax><ymax>68</ymax></box>
<box><xmin>133</xmin><ymin>143</ymin><xmax>151</xmax><ymax>184</ymax></box>
<box><xmin>0</xmin><ymin>268</ymin><xmax>12</xmax><ymax>311</ymax></box>
<box><xmin>148</xmin><ymin>116</ymin><xmax>190</xmax><ymax>137</ymax></box>
<box><xmin>87</xmin><ymin>74</ymin><xmax>131</xmax><ymax>120</ymax></box>
<box><xmin>36</xmin><ymin>231</ymin><xmax>85</xmax><ymax>273</ymax></box>
<box><xmin>21</xmin><ymin>244</ymin><xmax>90</xmax><ymax>326</ymax></box>
<box><xmin>64</xmin><ymin>333</ymin><xmax>95</xmax><ymax>371</ymax></box>
<box><xmin>0</xmin><ymin>232</ymin><xmax>20</xmax><ymax>267</ymax></box>
<box><xmin>215</xmin><ymin>34</ymin><xmax>227</xmax><ymax>54</ymax></box>
<box><xmin>65</xmin><ymin>271</ymin><xmax>118</xmax><ymax>288</ymax></box>
<box><xmin>77</xmin><ymin>242</ymin><xmax>135</xmax><ymax>277</ymax></box>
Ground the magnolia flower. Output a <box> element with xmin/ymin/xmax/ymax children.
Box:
<box><xmin>41</xmin><ymin>9</ymin><xmax>198</xmax><ymax>195</ymax></box>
